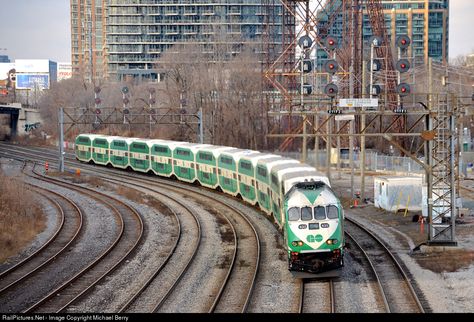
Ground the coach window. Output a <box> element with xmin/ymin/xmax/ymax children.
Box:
<box><xmin>314</xmin><ymin>206</ymin><xmax>326</xmax><ymax>220</ymax></box>
<box><xmin>288</xmin><ymin>207</ymin><xmax>300</xmax><ymax>221</ymax></box>
<box><xmin>301</xmin><ymin>206</ymin><xmax>312</xmax><ymax>221</ymax></box>
<box><xmin>327</xmin><ymin>205</ymin><xmax>339</xmax><ymax>219</ymax></box>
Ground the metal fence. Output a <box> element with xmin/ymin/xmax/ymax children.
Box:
<box><xmin>275</xmin><ymin>149</ymin><xmax>425</xmax><ymax>174</ymax></box>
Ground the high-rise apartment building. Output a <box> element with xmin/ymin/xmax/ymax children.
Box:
<box><xmin>71</xmin><ymin>0</ymin><xmax>284</xmax><ymax>82</ymax></box>
<box><xmin>317</xmin><ymin>0</ymin><xmax>449</xmax><ymax>66</ymax></box>
<box><xmin>71</xmin><ymin>0</ymin><xmax>106</xmax><ymax>82</ymax></box>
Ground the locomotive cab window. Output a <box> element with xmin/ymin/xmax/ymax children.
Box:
<box><xmin>327</xmin><ymin>205</ymin><xmax>339</xmax><ymax>219</ymax></box>
<box><xmin>314</xmin><ymin>206</ymin><xmax>326</xmax><ymax>220</ymax></box>
<box><xmin>288</xmin><ymin>207</ymin><xmax>300</xmax><ymax>221</ymax></box>
<box><xmin>301</xmin><ymin>206</ymin><xmax>312</xmax><ymax>221</ymax></box>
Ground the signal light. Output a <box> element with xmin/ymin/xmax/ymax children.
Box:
<box><xmin>300</xmin><ymin>59</ymin><xmax>313</xmax><ymax>74</ymax></box>
<box><xmin>298</xmin><ymin>35</ymin><xmax>313</xmax><ymax>49</ymax></box>
<box><xmin>94</xmin><ymin>86</ymin><xmax>101</xmax><ymax>94</ymax></box>
<box><xmin>94</xmin><ymin>97</ymin><xmax>101</xmax><ymax>105</ymax></box>
<box><xmin>301</xmin><ymin>83</ymin><xmax>313</xmax><ymax>95</ymax></box>
<box><xmin>123</xmin><ymin>97</ymin><xmax>130</xmax><ymax>105</ymax></box>
<box><xmin>324</xmin><ymin>83</ymin><xmax>338</xmax><ymax>97</ymax></box>
<box><xmin>369</xmin><ymin>36</ymin><xmax>383</xmax><ymax>47</ymax></box>
<box><xmin>324</xmin><ymin>60</ymin><xmax>338</xmax><ymax>74</ymax></box>
<box><xmin>396</xmin><ymin>83</ymin><xmax>411</xmax><ymax>97</ymax></box>
<box><xmin>95</xmin><ymin>108</ymin><xmax>101</xmax><ymax>115</ymax></box>
<box><xmin>367</xmin><ymin>84</ymin><xmax>382</xmax><ymax>96</ymax></box>
<box><xmin>396</xmin><ymin>35</ymin><xmax>411</xmax><ymax>49</ymax></box>
<box><xmin>121</xmin><ymin>86</ymin><xmax>129</xmax><ymax>94</ymax></box>
<box><xmin>396</xmin><ymin>59</ymin><xmax>410</xmax><ymax>73</ymax></box>
<box><xmin>368</xmin><ymin>59</ymin><xmax>382</xmax><ymax>72</ymax></box>
<box><xmin>326</xmin><ymin>36</ymin><xmax>338</xmax><ymax>50</ymax></box>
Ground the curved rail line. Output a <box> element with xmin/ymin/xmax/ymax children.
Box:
<box><xmin>0</xmin><ymin>176</ymin><xmax>83</xmax><ymax>295</ymax></box>
<box><xmin>344</xmin><ymin>232</ymin><xmax>391</xmax><ymax>312</ymax></box>
<box><xmin>345</xmin><ymin>218</ymin><xmax>425</xmax><ymax>313</ymax></box>
<box><xmin>95</xmin><ymin>169</ymin><xmax>260</xmax><ymax>313</ymax></box>
<box><xmin>0</xmin><ymin>143</ymin><xmax>261</xmax><ymax>313</ymax></box>
<box><xmin>19</xmin><ymin>163</ymin><xmax>143</xmax><ymax>313</ymax></box>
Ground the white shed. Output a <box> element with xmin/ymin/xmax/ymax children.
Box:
<box><xmin>373</xmin><ymin>176</ymin><xmax>423</xmax><ymax>212</ymax></box>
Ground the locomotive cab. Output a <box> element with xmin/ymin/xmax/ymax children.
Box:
<box><xmin>284</xmin><ymin>181</ymin><xmax>344</xmax><ymax>275</ymax></box>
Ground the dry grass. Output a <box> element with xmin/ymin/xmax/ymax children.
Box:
<box><xmin>0</xmin><ymin>170</ymin><xmax>46</xmax><ymax>263</ymax></box>
<box><xmin>115</xmin><ymin>186</ymin><xmax>145</xmax><ymax>203</ymax></box>
<box><xmin>413</xmin><ymin>249</ymin><xmax>474</xmax><ymax>273</ymax></box>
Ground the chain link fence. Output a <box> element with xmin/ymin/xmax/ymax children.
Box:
<box><xmin>275</xmin><ymin>149</ymin><xmax>425</xmax><ymax>174</ymax></box>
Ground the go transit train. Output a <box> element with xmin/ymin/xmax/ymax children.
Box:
<box><xmin>75</xmin><ymin>134</ymin><xmax>345</xmax><ymax>274</ymax></box>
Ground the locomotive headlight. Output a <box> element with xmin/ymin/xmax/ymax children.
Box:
<box><xmin>292</xmin><ymin>241</ymin><xmax>298</xmax><ymax>247</ymax></box>
<box><xmin>292</xmin><ymin>241</ymin><xmax>304</xmax><ymax>247</ymax></box>
<box><xmin>326</xmin><ymin>239</ymin><xmax>338</xmax><ymax>245</ymax></box>
<box><xmin>298</xmin><ymin>241</ymin><xmax>304</xmax><ymax>246</ymax></box>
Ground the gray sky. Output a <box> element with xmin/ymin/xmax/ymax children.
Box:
<box><xmin>0</xmin><ymin>0</ymin><xmax>472</xmax><ymax>63</ymax></box>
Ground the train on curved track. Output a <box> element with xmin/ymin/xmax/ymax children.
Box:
<box><xmin>75</xmin><ymin>134</ymin><xmax>345</xmax><ymax>275</ymax></box>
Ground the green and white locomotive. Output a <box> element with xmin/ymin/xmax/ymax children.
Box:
<box><xmin>75</xmin><ymin>134</ymin><xmax>345</xmax><ymax>275</ymax></box>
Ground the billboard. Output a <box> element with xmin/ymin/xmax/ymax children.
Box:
<box><xmin>16</xmin><ymin>74</ymin><xmax>50</xmax><ymax>90</ymax></box>
<box><xmin>15</xmin><ymin>59</ymin><xmax>50</xmax><ymax>73</ymax></box>
<box><xmin>57</xmin><ymin>62</ymin><xmax>72</xmax><ymax>81</ymax></box>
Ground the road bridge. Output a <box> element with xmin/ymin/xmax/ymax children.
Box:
<box><xmin>0</xmin><ymin>103</ymin><xmax>20</xmax><ymax>137</ymax></box>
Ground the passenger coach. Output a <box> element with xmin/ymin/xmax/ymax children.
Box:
<box><xmin>75</xmin><ymin>134</ymin><xmax>345</xmax><ymax>275</ymax></box>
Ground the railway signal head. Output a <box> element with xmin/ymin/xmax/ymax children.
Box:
<box><xmin>298</xmin><ymin>35</ymin><xmax>313</xmax><ymax>49</ymax></box>
<box><xmin>301</xmin><ymin>83</ymin><xmax>313</xmax><ymax>95</ymax></box>
<box><xmin>324</xmin><ymin>60</ymin><xmax>338</xmax><ymax>74</ymax></box>
<box><xmin>367</xmin><ymin>84</ymin><xmax>382</xmax><ymax>96</ymax></box>
<box><xmin>95</xmin><ymin>108</ymin><xmax>101</xmax><ymax>115</ymax></box>
<box><xmin>94</xmin><ymin>86</ymin><xmax>101</xmax><ymax>94</ymax></box>
<box><xmin>94</xmin><ymin>97</ymin><xmax>102</xmax><ymax>105</ymax></box>
<box><xmin>301</xmin><ymin>59</ymin><xmax>313</xmax><ymax>74</ymax></box>
<box><xmin>396</xmin><ymin>83</ymin><xmax>411</xmax><ymax>97</ymax></box>
<box><xmin>370</xmin><ymin>36</ymin><xmax>383</xmax><ymax>47</ymax></box>
<box><xmin>123</xmin><ymin>97</ymin><xmax>130</xmax><ymax>105</ymax></box>
<box><xmin>396</xmin><ymin>59</ymin><xmax>411</xmax><ymax>73</ymax></box>
<box><xmin>326</xmin><ymin>36</ymin><xmax>338</xmax><ymax>51</ymax></box>
<box><xmin>368</xmin><ymin>59</ymin><xmax>382</xmax><ymax>72</ymax></box>
<box><xmin>324</xmin><ymin>83</ymin><xmax>338</xmax><ymax>98</ymax></box>
<box><xmin>396</xmin><ymin>35</ymin><xmax>411</xmax><ymax>49</ymax></box>
<box><xmin>121</xmin><ymin>86</ymin><xmax>129</xmax><ymax>94</ymax></box>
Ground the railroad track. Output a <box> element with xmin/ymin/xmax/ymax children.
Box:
<box><xmin>0</xmin><ymin>159</ymin><xmax>144</xmax><ymax>313</ymax></box>
<box><xmin>344</xmin><ymin>218</ymin><xmax>425</xmax><ymax>313</ymax></box>
<box><xmin>1</xmin><ymin>144</ymin><xmax>261</xmax><ymax>313</ymax></box>
<box><xmin>0</xmin><ymin>181</ymin><xmax>83</xmax><ymax>293</ymax></box>
<box><xmin>73</xmin><ymin>161</ymin><xmax>260</xmax><ymax>312</ymax></box>
<box><xmin>299</xmin><ymin>279</ymin><xmax>335</xmax><ymax>313</ymax></box>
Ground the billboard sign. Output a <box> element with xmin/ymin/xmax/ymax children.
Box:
<box><xmin>16</xmin><ymin>74</ymin><xmax>50</xmax><ymax>90</ymax></box>
<box><xmin>57</xmin><ymin>62</ymin><xmax>72</xmax><ymax>81</ymax></box>
<box><xmin>15</xmin><ymin>59</ymin><xmax>50</xmax><ymax>73</ymax></box>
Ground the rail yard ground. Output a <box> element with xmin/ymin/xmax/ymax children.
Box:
<box><xmin>1</xmin><ymin>151</ymin><xmax>473</xmax><ymax>312</ymax></box>
<box><xmin>332</xmin><ymin>173</ymin><xmax>474</xmax><ymax>312</ymax></box>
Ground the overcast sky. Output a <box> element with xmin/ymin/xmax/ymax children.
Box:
<box><xmin>0</xmin><ymin>0</ymin><xmax>472</xmax><ymax>63</ymax></box>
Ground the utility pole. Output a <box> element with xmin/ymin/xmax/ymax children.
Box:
<box><xmin>58</xmin><ymin>107</ymin><xmax>65</xmax><ymax>173</ymax></box>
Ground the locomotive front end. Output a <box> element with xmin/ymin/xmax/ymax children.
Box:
<box><xmin>284</xmin><ymin>181</ymin><xmax>344</xmax><ymax>274</ymax></box>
